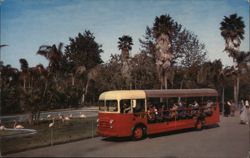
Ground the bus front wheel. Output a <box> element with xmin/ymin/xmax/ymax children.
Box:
<box><xmin>133</xmin><ymin>126</ymin><xmax>146</xmax><ymax>140</ymax></box>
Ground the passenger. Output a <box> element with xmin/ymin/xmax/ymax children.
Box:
<box><xmin>147</xmin><ymin>107</ymin><xmax>152</xmax><ymax>119</ymax></box>
<box><xmin>147</xmin><ymin>104</ymin><xmax>156</xmax><ymax>123</ymax></box>
<box><xmin>153</xmin><ymin>105</ymin><xmax>159</xmax><ymax>115</ymax></box>
<box><xmin>205</xmin><ymin>100</ymin><xmax>213</xmax><ymax>116</ymax></box>
<box><xmin>178</xmin><ymin>101</ymin><xmax>185</xmax><ymax>119</ymax></box>
<box><xmin>123</xmin><ymin>103</ymin><xmax>131</xmax><ymax>113</ymax></box>
<box><xmin>162</xmin><ymin>105</ymin><xmax>170</xmax><ymax>121</ymax></box>
<box><xmin>153</xmin><ymin>105</ymin><xmax>162</xmax><ymax>122</ymax></box>
<box><xmin>191</xmin><ymin>101</ymin><xmax>199</xmax><ymax>116</ymax></box>
<box><xmin>170</xmin><ymin>104</ymin><xmax>178</xmax><ymax>119</ymax></box>
<box><xmin>186</xmin><ymin>105</ymin><xmax>193</xmax><ymax>119</ymax></box>
<box><xmin>193</xmin><ymin>101</ymin><xmax>199</xmax><ymax>109</ymax></box>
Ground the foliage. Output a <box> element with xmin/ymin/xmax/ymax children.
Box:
<box><xmin>118</xmin><ymin>35</ymin><xmax>133</xmax><ymax>60</ymax></box>
<box><xmin>1</xmin><ymin>14</ymin><xmax>250</xmax><ymax>118</ymax></box>
<box><xmin>65</xmin><ymin>30</ymin><xmax>103</xmax><ymax>70</ymax></box>
<box><xmin>220</xmin><ymin>13</ymin><xmax>247</xmax><ymax>106</ymax></box>
<box><xmin>220</xmin><ymin>13</ymin><xmax>245</xmax><ymax>57</ymax></box>
<box><xmin>140</xmin><ymin>15</ymin><xmax>207</xmax><ymax>89</ymax></box>
<box><xmin>117</xmin><ymin>35</ymin><xmax>134</xmax><ymax>89</ymax></box>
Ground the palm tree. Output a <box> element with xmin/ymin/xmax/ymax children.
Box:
<box><xmin>118</xmin><ymin>35</ymin><xmax>133</xmax><ymax>89</ymax></box>
<box><xmin>220</xmin><ymin>13</ymin><xmax>245</xmax><ymax>107</ymax></box>
<box><xmin>152</xmin><ymin>14</ymin><xmax>176</xmax><ymax>89</ymax></box>
<box><xmin>19</xmin><ymin>58</ymin><xmax>29</xmax><ymax>89</ymax></box>
<box><xmin>118</xmin><ymin>35</ymin><xmax>133</xmax><ymax>61</ymax></box>
<box><xmin>37</xmin><ymin>43</ymin><xmax>63</xmax><ymax>73</ymax></box>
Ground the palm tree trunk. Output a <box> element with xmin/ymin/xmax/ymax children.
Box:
<box><xmin>23</xmin><ymin>79</ymin><xmax>26</xmax><ymax>89</ymax></box>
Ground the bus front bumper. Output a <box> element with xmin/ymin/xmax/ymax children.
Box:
<box><xmin>97</xmin><ymin>128</ymin><xmax>119</xmax><ymax>137</ymax></box>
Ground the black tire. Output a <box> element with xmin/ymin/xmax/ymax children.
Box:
<box><xmin>132</xmin><ymin>126</ymin><xmax>146</xmax><ymax>140</ymax></box>
<box><xmin>195</xmin><ymin>120</ymin><xmax>206</xmax><ymax>130</ymax></box>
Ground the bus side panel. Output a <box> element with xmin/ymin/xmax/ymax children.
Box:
<box><xmin>116</xmin><ymin>114</ymin><xmax>135</xmax><ymax>137</ymax></box>
<box><xmin>175</xmin><ymin>119</ymin><xmax>196</xmax><ymax>130</ymax></box>
<box><xmin>205</xmin><ymin>103</ymin><xmax>220</xmax><ymax>126</ymax></box>
<box><xmin>147</xmin><ymin>119</ymin><xmax>195</xmax><ymax>135</ymax></box>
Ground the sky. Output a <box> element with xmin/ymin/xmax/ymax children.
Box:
<box><xmin>0</xmin><ymin>0</ymin><xmax>249</xmax><ymax>69</ymax></box>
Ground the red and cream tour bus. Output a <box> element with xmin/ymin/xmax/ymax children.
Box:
<box><xmin>97</xmin><ymin>89</ymin><xmax>220</xmax><ymax>140</ymax></box>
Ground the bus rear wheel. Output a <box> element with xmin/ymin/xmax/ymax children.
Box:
<box><xmin>196</xmin><ymin>120</ymin><xmax>205</xmax><ymax>130</ymax></box>
<box><xmin>133</xmin><ymin>126</ymin><xmax>145</xmax><ymax>140</ymax></box>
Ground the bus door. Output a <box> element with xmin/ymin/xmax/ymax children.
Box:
<box><xmin>132</xmin><ymin>99</ymin><xmax>147</xmax><ymax>122</ymax></box>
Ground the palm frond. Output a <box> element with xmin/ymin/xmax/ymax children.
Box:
<box><xmin>0</xmin><ymin>44</ymin><xmax>8</xmax><ymax>48</ymax></box>
<box><xmin>19</xmin><ymin>58</ymin><xmax>29</xmax><ymax>71</ymax></box>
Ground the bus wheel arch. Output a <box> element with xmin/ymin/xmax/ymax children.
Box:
<box><xmin>132</xmin><ymin>123</ymin><xmax>147</xmax><ymax>140</ymax></box>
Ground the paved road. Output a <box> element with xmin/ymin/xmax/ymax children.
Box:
<box><xmin>6</xmin><ymin>112</ymin><xmax>250</xmax><ymax>158</ymax></box>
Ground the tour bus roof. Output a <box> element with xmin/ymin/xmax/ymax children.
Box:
<box><xmin>99</xmin><ymin>89</ymin><xmax>218</xmax><ymax>100</ymax></box>
<box><xmin>99</xmin><ymin>90</ymin><xmax>146</xmax><ymax>100</ymax></box>
<box><xmin>144</xmin><ymin>89</ymin><xmax>218</xmax><ymax>98</ymax></box>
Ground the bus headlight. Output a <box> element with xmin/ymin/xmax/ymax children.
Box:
<box><xmin>96</xmin><ymin>119</ymin><xmax>99</xmax><ymax>127</ymax></box>
<box><xmin>109</xmin><ymin>119</ymin><xmax>114</xmax><ymax>124</ymax></box>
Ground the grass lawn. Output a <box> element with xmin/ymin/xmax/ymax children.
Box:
<box><xmin>1</xmin><ymin>117</ymin><xmax>98</xmax><ymax>155</ymax></box>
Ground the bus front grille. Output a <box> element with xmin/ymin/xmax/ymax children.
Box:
<box><xmin>99</xmin><ymin>121</ymin><xmax>110</xmax><ymax>128</ymax></box>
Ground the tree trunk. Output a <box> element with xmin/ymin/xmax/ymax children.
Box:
<box><xmin>72</xmin><ymin>76</ymin><xmax>75</xmax><ymax>86</ymax></box>
<box><xmin>37</xmin><ymin>109</ymin><xmax>41</xmax><ymax>123</ymax></box>
<box><xmin>222</xmin><ymin>87</ymin><xmax>225</xmax><ymax>116</ymax></box>
<box><xmin>234</xmin><ymin>79</ymin><xmax>237</xmax><ymax>108</ymax></box>
<box><xmin>180</xmin><ymin>79</ymin><xmax>184</xmax><ymax>89</ymax></box>
<box><xmin>236</xmin><ymin>75</ymin><xmax>240</xmax><ymax>109</ymax></box>
<box><xmin>23</xmin><ymin>79</ymin><xmax>26</xmax><ymax>89</ymax></box>
<box><xmin>164</xmin><ymin>71</ymin><xmax>168</xmax><ymax>89</ymax></box>
<box><xmin>28</xmin><ymin>112</ymin><xmax>33</xmax><ymax>125</ymax></box>
<box><xmin>85</xmin><ymin>79</ymin><xmax>90</xmax><ymax>96</ymax></box>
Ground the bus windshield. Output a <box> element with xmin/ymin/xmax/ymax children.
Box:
<box><xmin>99</xmin><ymin>100</ymin><xmax>118</xmax><ymax>112</ymax></box>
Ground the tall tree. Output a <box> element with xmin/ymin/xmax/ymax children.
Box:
<box><xmin>19</xmin><ymin>58</ymin><xmax>29</xmax><ymax>89</ymax></box>
<box><xmin>65</xmin><ymin>30</ymin><xmax>103</xmax><ymax>70</ymax></box>
<box><xmin>139</xmin><ymin>26</ymin><xmax>157</xmax><ymax>60</ymax></box>
<box><xmin>65</xmin><ymin>30</ymin><xmax>103</xmax><ymax>103</ymax></box>
<box><xmin>220</xmin><ymin>13</ymin><xmax>245</xmax><ymax>106</ymax></box>
<box><xmin>140</xmin><ymin>15</ymin><xmax>207</xmax><ymax>89</ymax></box>
<box><xmin>37</xmin><ymin>43</ymin><xmax>64</xmax><ymax>72</ymax></box>
<box><xmin>130</xmin><ymin>53</ymin><xmax>159</xmax><ymax>89</ymax></box>
<box><xmin>118</xmin><ymin>35</ymin><xmax>133</xmax><ymax>89</ymax></box>
<box><xmin>118</xmin><ymin>35</ymin><xmax>133</xmax><ymax>61</ymax></box>
<box><xmin>152</xmin><ymin>14</ymin><xmax>176</xmax><ymax>89</ymax></box>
